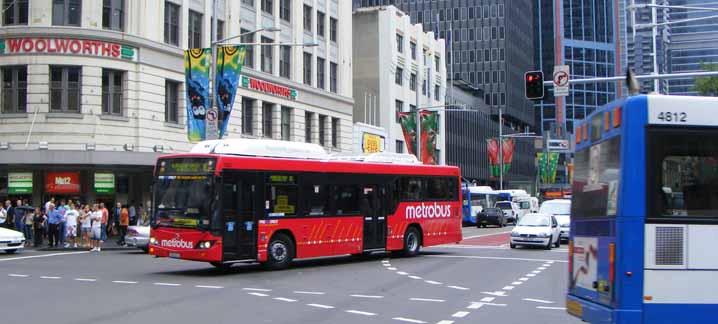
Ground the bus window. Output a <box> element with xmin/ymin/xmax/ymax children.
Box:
<box><xmin>649</xmin><ymin>128</ymin><xmax>718</xmax><ymax>219</ymax></box>
<box><xmin>331</xmin><ymin>185</ymin><xmax>360</xmax><ymax>215</ymax></box>
<box><xmin>400</xmin><ymin>177</ymin><xmax>424</xmax><ymax>201</ymax></box>
<box><xmin>302</xmin><ymin>184</ymin><xmax>328</xmax><ymax>216</ymax></box>
<box><xmin>572</xmin><ymin>136</ymin><xmax>621</xmax><ymax>218</ymax></box>
<box><xmin>427</xmin><ymin>178</ymin><xmax>448</xmax><ymax>200</ymax></box>
<box><xmin>266</xmin><ymin>174</ymin><xmax>298</xmax><ymax>217</ymax></box>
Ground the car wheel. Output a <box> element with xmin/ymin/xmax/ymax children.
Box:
<box><xmin>263</xmin><ymin>233</ymin><xmax>295</xmax><ymax>270</ymax></box>
<box><xmin>5</xmin><ymin>249</ymin><xmax>17</xmax><ymax>254</ymax></box>
<box><xmin>510</xmin><ymin>243</ymin><xmax>516</xmax><ymax>249</ymax></box>
<box><xmin>141</xmin><ymin>247</ymin><xmax>149</xmax><ymax>253</ymax></box>
<box><xmin>554</xmin><ymin>237</ymin><xmax>561</xmax><ymax>248</ymax></box>
<box><xmin>545</xmin><ymin>236</ymin><xmax>553</xmax><ymax>250</ymax></box>
<box><xmin>402</xmin><ymin>227</ymin><xmax>421</xmax><ymax>257</ymax></box>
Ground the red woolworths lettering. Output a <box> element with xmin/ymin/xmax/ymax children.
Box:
<box><xmin>8</xmin><ymin>39</ymin><xmax>23</xmax><ymax>52</ymax></box>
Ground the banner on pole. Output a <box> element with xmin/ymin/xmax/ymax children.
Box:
<box><xmin>537</xmin><ymin>152</ymin><xmax>560</xmax><ymax>183</ymax></box>
<box><xmin>398</xmin><ymin>112</ymin><xmax>417</xmax><ymax>156</ymax></box>
<box><xmin>420</xmin><ymin>111</ymin><xmax>439</xmax><ymax>165</ymax></box>
<box><xmin>215</xmin><ymin>46</ymin><xmax>246</xmax><ymax>138</ymax></box>
<box><xmin>487</xmin><ymin>138</ymin><xmax>515</xmax><ymax>177</ymax></box>
<box><xmin>184</xmin><ymin>48</ymin><xmax>211</xmax><ymax>143</ymax></box>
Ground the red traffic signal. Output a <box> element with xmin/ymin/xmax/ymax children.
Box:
<box><xmin>524</xmin><ymin>71</ymin><xmax>544</xmax><ymax>100</ymax></box>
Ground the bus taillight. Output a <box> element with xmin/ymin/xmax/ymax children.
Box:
<box><xmin>609</xmin><ymin>242</ymin><xmax>616</xmax><ymax>288</ymax></box>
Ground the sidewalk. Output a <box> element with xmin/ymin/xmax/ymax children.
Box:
<box><xmin>28</xmin><ymin>240</ymin><xmax>140</xmax><ymax>252</ymax></box>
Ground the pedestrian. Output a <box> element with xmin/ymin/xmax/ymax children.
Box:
<box><xmin>0</xmin><ymin>203</ymin><xmax>6</xmax><ymax>227</ymax></box>
<box><xmin>100</xmin><ymin>202</ymin><xmax>109</xmax><ymax>248</ymax></box>
<box><xmin>64</xmin><ymin>203</ymin><xmax>79</xmax><ymax>248</ymax></box>
<box><xmin>79</xmin><ymin>205</ymin><xmax>92</xmax><ymax>248</ymax></box>
<box><xmin>113</xmin><ymin>202</ymin><xmax>122</xmax><ymax>241</ymax></box>
<box><xmin>44</xmin><ymin>197</ymin><xmax>55</xmax><ymax>215</ymax></box>
<box><xmin>137</xmin><ymin>204</ymin><xmax>146</xmax><ymax>226</ymax></box>
<box><xmin>5</xmin><ymin>200</ymin><xmax>14</xmax><ymax>229</ymax></box>
<box><xmin>57</xmin><ymin>199</ymin><xmax>67</xmax><ymax>246</ymax></box>
<box><xmin>118</xmin><ymin>204</ymin><xmax>129</xmax><ymax>246</ymax></box>
<box><xmin>90</xmin><ymin>204</ymin><xmax>103</xmax><ymax>252</ymax></box>
<box><xmin>14</xmin><ymin>199</ymin><xmax>26</xmax><ymax>233</ymax></box>
<box><xmin>22</xmin><ymin>203</ymin><xmax>34</xmax><ymax>246</ymax></box>
<box><xmin>129</xmin><ymin>201</ymin><xmax>137</xmax><ymax>226</ymax></box>
<box><xmin>47</xmin><ymin>204</ymin><xmax>62</xmax><ymax>247</ymax></box>
<box><xmin>32</xmin><ymin>207</ymin><xmax>46</xmax><ymax>247</ymax></box>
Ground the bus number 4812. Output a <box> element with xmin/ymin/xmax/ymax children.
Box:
<box><xmin>657</xmin><ymin>112</ymin><xmax>687</xmax><ymax>123</ymax></box>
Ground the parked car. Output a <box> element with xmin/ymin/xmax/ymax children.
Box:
<box><xmin>510</xmin><ymin>213</ymin><xmax>561</xmax><ymax>249</ymax></box>
<box><xmin>477</xmin><ymin>207</ymin><xmax>506</xmax><ymax>228</ymax></box>
<box><xmin>124</xmin><ymin>225</ymin><xmax>150</xmax><ymax>252</ymax></box>
<box><xmin>539</xmin><ymin>199</ymin><xmax>571</xmax><ymax>241</ymax></box>
<box><xmin>0</xmin><ymin>227</ymin><xmax>25</xmax><ymax>254</ymax></box>
<box><xmin>496</xmin><ymin>201</ymin><xmax>520</xmax><ymax>223</ymax></box>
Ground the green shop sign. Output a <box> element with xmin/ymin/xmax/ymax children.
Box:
<box><xmin>94</xmin><ymin>172</ymin><xmax>115</xmax><ymax>194</ymax></box>
<box><xmin>8</xmin><ymin>172</ymin><xmax>33</xmax><ymax>194</ymax></box>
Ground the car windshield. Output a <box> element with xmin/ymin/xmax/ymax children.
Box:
<box><xmin>518</xmin><ymin>215</ymin><xmax>550</xmax><ymax>227</ymax></box>
<box><xmin>519</xmin><ymin>201</ymin><xmax>531</xmax><ymax>209</ymax></box>
<box><xmin>496</xmin><ymin>202</ymin><xmax>512</xmax><ymax>210</ymax></box>
<box><xmin>539</xmin><ymin>201</ymin><xmax>571</xmax><ymax>215</ymax></box>
<box><xmin>154</xmin><ymin>176</ymin><xmax>212</xmax><ymax>228</ymax></box>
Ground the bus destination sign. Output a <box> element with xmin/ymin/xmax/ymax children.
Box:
<box><xmin>159</xmin><ymin>158</ymin><xmax>215</xmax><ymax>175</ymax></box>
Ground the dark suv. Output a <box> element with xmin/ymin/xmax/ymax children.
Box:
<box><xmin>477</xmin><ymin>207</ymin><xmax>506</xmax><ymax>228</ymax></box>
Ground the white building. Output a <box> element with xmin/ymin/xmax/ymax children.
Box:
<box><xmin>0</xmin><ymin>0</ymin><xmax>353</xmax><ymax>206</ymax></box>
<box><xmin>352</xmin><ymin>5</ymin><xmax>446</xmax><ymax>164</ymax></box>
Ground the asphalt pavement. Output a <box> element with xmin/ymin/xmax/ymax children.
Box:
<box><xmin>0</xmin><ymin>225</ymin><xmax>581</xmax><ymax>324</ymax></box>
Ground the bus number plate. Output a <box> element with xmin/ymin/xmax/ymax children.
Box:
<box><xmin>655</xmin><ymin>112</ymin><xmax>687</xmax><ymax>123</ymax></box>
<box><xmin>169</xmin><ymin>252</ymin><xmax>181</xmax><ymax>259</ymax></box>
<box><xmin>567</xmin><ymin>300</ymin><xmax>583</xmax><ymax>317</ymax></box>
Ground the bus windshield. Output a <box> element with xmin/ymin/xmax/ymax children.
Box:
<box><xmin>154</xmin><ymin>176</ymin><xmax>212</xmax><ymax>228</ymax></box>
<box><xmin>649</xmin><ymin>128</ymin><xmax>718</xmax><ymax>219</ymax></box>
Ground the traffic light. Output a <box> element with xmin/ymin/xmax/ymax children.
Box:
<box><xmin>525</xmin><ymin>71</ymin><xmax>545</xmax><ymax>100</ymax></box>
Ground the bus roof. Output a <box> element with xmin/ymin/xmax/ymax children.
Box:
<box><xmin>466</xmin><ymin>186</ymin><xmax>495</xmax><ymax>193</ymax></box>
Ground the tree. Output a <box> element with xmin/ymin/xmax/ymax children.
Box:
<box><xmin>694</xmin><ymin>63</ymin><xmax>718</xmax><ymax>96</ymax></box>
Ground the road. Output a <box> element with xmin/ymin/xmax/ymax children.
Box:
<box><xmin>0</xmin><ymin>225</ymin><xmax>580</xmax><ymax>324</ymax></box>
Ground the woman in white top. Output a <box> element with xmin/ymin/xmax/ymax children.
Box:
<box><xmin>90</xmin><ymin>204</ymin><xmax>103</xmax><ymax>252</ymax></box>
<box><xmin>64</xmin><ymin>203</ymin><xmax>80</xmax><ymax>248</ymax></box>
<box><xmin>79</xmin><ymin>205</ymin><xmax>92</xmax><ymax>248</ymax></box>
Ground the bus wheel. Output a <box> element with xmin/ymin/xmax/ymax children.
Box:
<box><xmin>210</xmin><ymin>262</ymin><xmax>231</xmax><ymax>270</ymax></box>
<box><xmin>402</xmin><ymin>227</ymin><xmax>421</xmax><ymax>257</ymax></box>
<box><xmin>264</xmin><ymin>233</ymin><xmax>294</xmax><ymax>270</ymax></box>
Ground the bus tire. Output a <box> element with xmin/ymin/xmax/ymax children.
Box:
<box><xmin>210</xmin><ymin>262</ymin><xmax>231</xmax><ymax>270</ymax></box>
<box><xmin>264</xmin><ymin>233</ymin><xmax>294</xmax><ymax>270</ymax></box>
<box><xmin>402</xmin><ymin>227</ymin><xmax>421</xmax><ymax>257</ymax></box>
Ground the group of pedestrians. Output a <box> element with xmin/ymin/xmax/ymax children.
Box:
<box><xmin>1</xmin><ymin>198</ymin><xmax>148</xmax><ymax>252</ymax></box>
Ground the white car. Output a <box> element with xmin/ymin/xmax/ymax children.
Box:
<box><xmin>124</xmin><ymin>225</ymin><xmax>150</xmax><ymax>252</ymax></box>
<box><xmin>539</xmin><ymin>199</ymin><xmax>571</xmax><ymax>241</ymax></box>
<box><xmin>495</xmin><ymin>201</ymin><xmax>520</xmax><ymax>223</ymax></box>
<box><xmin>0</xmin><ymin>227</ymin><xmax>25</xmax><ymax>254</ymax></box>
<box><xmin>510</xmin><ymin>213</ymin><xmax>561</xmax><ymax>249</ymax></box>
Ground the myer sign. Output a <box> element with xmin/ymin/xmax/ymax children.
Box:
<box><xmin>0</xmin><ymin>38</ymin><xmax>137</xmax><ymax>61</ymax></box>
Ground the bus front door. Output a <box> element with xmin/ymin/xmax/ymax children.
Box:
<box><xmin>362</xmin><ymin>185</ymin><xmax>387</xmax><ymax>250</ymax></box>
<box><xmin>221</xmin><ymin>175</ymin><xmax>258</xmax><ymax>260</ymax></box>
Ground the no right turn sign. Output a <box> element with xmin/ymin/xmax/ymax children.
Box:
<box><xmin>553</xmin><ymin>65</ymin><xmax>570</xmax><ymax>97</ymax></box>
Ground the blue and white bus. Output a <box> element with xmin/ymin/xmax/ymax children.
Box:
<box><xmin>461</xmin><ymin>186</ymin><xmax>498</xmax><ymax>225</ymax></box>
<box><xmin>567</xmin><ymin>95</ymin><xmax>718</xmax><ymax>324</ymax></box>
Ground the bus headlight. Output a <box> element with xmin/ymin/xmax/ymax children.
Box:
<box><xmin>150</xmin><ymin>237</ymin><xmax>158</xmax><ymax>245</ymax></box>
<box><xmin>197</xmin><ymin>241</ymin><xmax>214</xmax><ymax>249</ymax></box>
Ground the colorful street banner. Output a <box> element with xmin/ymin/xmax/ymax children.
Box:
<box><xmin>215</xmin><ymin>46</ymin><xmax>246</xmax><ymax>138</ymax></box>
<box><xmin>487</xmin><ymin>138</ymin><xmax>515</xmax><ymax>177</ymax></box>
<box><xmin>420</xmin><ymin>111</ymin><xmax>439</xmax><ymax>165</ymax></box>
<box><xmin>398</xmin><ymin>112</ymin><xmax>417</xmax><ymax>156</ymax></box>
<box><xmin>537</xmin><ymin>152</ymin><xmax>560</xmax><ymax>183</ymax></box>
<box><xmin>184</xmin><ymin>48</ymin><xmax>211</xmax><ymax>143</ymax></box>
<box><xmin>8</xmin><ymin>172</ymin><xmax>32</xmax><ymax>194</ymax></box>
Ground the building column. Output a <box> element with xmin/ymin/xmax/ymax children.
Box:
<box><xmin>293</xmin><ymin>108</ymin><xmax>305</xmax><ymax>143</ymax></box>
<box><xmin>310</xmin><ymin>112</ymin><xmax>319</xmax><ymax>144</ymax></box>
<box><xmin>253</xmin><ymin>99</ymin><xmax>263</xmax><ymax>137</ymax></box>
<box><xmin>272</xmin><ymin>104</ymin><xmax>282</xmax><ymax>140</ymax></box>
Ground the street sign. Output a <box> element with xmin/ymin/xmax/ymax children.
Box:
<box><xmin>206</xmin><ymin>108</ymin><xmax>218</xmax><ymax>140</ymax></box>
<box><xmin>553</xmin><ymin>65</ymin><xmax>570</xmax><ymax>97</ymax></box>
<box><xmin>548</xmin><ymin>139</ymin><xmax>570</xmax><ymax>152</ymax></box>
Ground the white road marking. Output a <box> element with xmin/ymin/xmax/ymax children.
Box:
<box><xmin>243</xmin><ymin>288</ymin><xmax>272</xmax><ymax>292</ymax></box>
<box><xmin>408</xmin><ymin>276</ymin><xmax>422</xmax><ymax>280</ymax></box>
<box><xmin>538</xmin><ymin>267</ymin><xmax>547</xmax><ymax>270</ymax></box>
<box><xmin>537</xmin><ymin>306</ymin><xmax>566</xmax><ymax>310</ymax></box>
<box><xmin>448</xmin><ymin>285</ymin><xmax>469</xmax><ymax>290</ymax></box>
<box><xmin>467</xmin><ymin>303</ymin><xmax>483</xmax><ymax>310</ymax></box>
<box><xmin>519</xmin><ymin>278</ymin><xmax>529</xmax><ymax>281</ymax></box>
<box><xmin>74</xmin><ymin>278</ymin><xmax>97</xmax><ymax>282</ymax></box>
<box><xmin>154</xmin><ymin>282</ymin><xmax>181</xmax><ymax>286</ymax></box>
<box><xmin>481</xmin><ymin>291</ymin><xmax>507</xmax><ymax>297</ymax></box>
<box><xmin>0</xmin><ymin>251</ymin><xmax>90</xmax><ymax>262</ymax></box>
<box><xmin>523</xmin><ymin>298</ymin><xmax>555</xmax><ymax>304</ymax></box>
<box><xmin>307</xmin><ymin>303</ymin><xmax>334</xmax><ymax>309</ymax></box>
<box><xmin>502</xmin><ymin>286</ymin><xmax>514</xmax><ymax>290</ymax></box>
<box><xmin>346</xmin><ymin>310</ymin><xmax>377</xmax><ymax>316</ymax></box>
<box><xmin>480</xmin><ymin>297</ymin><xmax>495</xmax><ymax>302</ymax></box>
<box><xmin>383</xmin><ymin>264</ymin><xmax>391</xmax><ymax>267</ymax></box>
<box><xmin>410</xmin><ymin>298</ymin><xmax>445</xmax><ymax>303</ymax></box>
<box><xmin>461</xmin><ymin>231</ymin><xmax>512</xmax><ymax>240</ymax></box>
<box><xmin>527</xmin><ymin>274</ymin><xmax>537</xmax><ymax>277</ymax></box>
<box><xmin>350</xmin><ymin>294</ymin><xmax>384</xmax><ymax>299</ymax></box>
<box><xmin>294</xmin><ymin>291</ymin><xmax>325</xmax><ymax>295</ymax></box>
<box><xmin>248</xmin><ymin>292</ymin><xmax>269</xmax><ymax>297</ymax></box>
<box><xmin>425</xmin><ymin>280</ymin><xmax>443</xmax><ymax>285</ymax></box>
<box><xmin>451</xmin><ymin>311</ymin><xmax>470</xmax><ymax>318</ymax></box>
<box><xmin>393</xmin><ymin>317</ymin><xmax>426</xmax><ymax>323</ymax></box>
<box><xmin>436</xmin><ymin>321</ymin><xmax>455</xmax><ymax>324</ymax></box>
<box><xmin>274</xmin><ymin>297</ymin><xmax>297</xmax><ymax>302</ymax></box>
<box><xmin>547</xmin><ymin>261</ymin><xmax>555</xmax><ymax>264</ymax></box>
<box><xmin>388</xmin><ymin>267</ymin><xmax>398</xmax><ymax>271</ymax></box>
<box><xmin>40</xmin><ymin>276</ymin><xmax>61</xmax><ymax>280</ymax></box>
<box><xmin>195</xmin><ymin>285</ymin><xmax>223</xmax><ymax>289</ymax></box>
<box><xmin>512</xmin><ymin>281</ymin><xmax>523</xmax><ymax>285</ymax></box>
<box><xmin>112</xmin><ymin>281</ymin><xmax>138</xmax><ymax>284</ymax></box>
<box><xmin>8</xmin><ymin>274</ymin><xmax>29</xmax><ymax>277</ymax></box>
<box><xmin>550</xmin><ymin>249</ymin><xmax>569</xmax><ymax>253</ymax></box>
<box><xmin>427</xmin><ymin>255</ymin><xmax>568</xmax><ymax>263</ymax></box>
<box><xmin>542</xmin><ymin>264</ymin><xmax>551</xmax><ymax>267</ymax></box>
<box><xmin>532</xmin><ymin>270</ymin><xmax>542</xmax><ymax>274</ymax></box>
<box><xmin>382</xmin><ymin>260</ymin><xmax>390</xmax><ymax>263</ymax></box>
<box><xmin>397</xmin><ymin>271</ymin><xmax>409</xmax><ymax>275</ymax></box>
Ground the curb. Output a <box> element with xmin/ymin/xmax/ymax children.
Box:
<box><xmin>32</xmin><ymin>246</ymin><xmax>141</xmax><ymax>252</ymax></box>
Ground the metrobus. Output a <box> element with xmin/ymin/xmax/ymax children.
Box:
<box><xmin>461</xmin><ymin>185</ymin><xmax>498</xmax><ymax>225</ymax></box>
<box><xmin>149</xmin><ymin>139</ymin><xmax>462</xmax><ymax>269</ymax></box>
<box><xmin>567</xmin><ymin>95</ymin><xmax>718</xmax><ymax>323</ymax></box>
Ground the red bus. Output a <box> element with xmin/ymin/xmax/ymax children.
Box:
<box><xmin>149</xmin><ymin>139</ymin><xmax>462</xmax><ymax>269</ymax></box>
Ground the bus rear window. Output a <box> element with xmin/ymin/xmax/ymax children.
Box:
<box><xmin>572</xmin><ymin>136</ymin><xmax>621</xmax><ymax>218</ymax></box>
<box><xmin>649</xmin><ymin>128</ymin><xmax>718</xmax><ymax>220</ymax></box>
